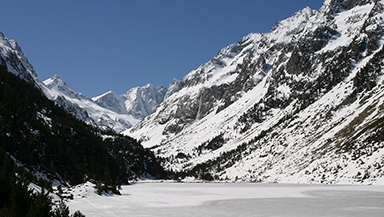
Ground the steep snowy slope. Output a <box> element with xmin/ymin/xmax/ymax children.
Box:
<box><xmin>93</xmin><ymin>83</ymin><xmax>169</xmax><ymax>120</ymax></box>
<box><xmin>44</xmin><ymin>75</ymin><xmax>140</xmax><ymax>132</ymax></box>
<box><xmin>127</xmin><ymin>0</ymin><xmax>384</xmax><ymax>184</ymax></box>
<box><xmin>121</xmin><ymin>84</ymin><xmax>167</xmax><ymax>120</ymax></box>
<box><xmin>44</xmin><ymin>75</ymin><xmax>174</xmax><ymax>132</ymax></box>
<box><xmin>0</xmin><ymin>32</ymin><xmax>44</xmax><ymax>89</ymax></box>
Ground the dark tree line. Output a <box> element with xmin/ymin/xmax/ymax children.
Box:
<box><xmin>0</xmin><ymin>147</ymin><xmax>52</xmax><ymax>216</ymax></box>
<box><xmin>0</xmin><ymin>147</ymin><xmax>86</xmax><ymax>216</ymax></box>
<box><xmin>0</xmin><ymin>62</ymin><xmax>167</xmax><ymax>193</ymax></box>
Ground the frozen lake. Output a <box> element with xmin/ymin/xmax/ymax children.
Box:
<box><xmin>68</xmin><ymin>182</ymin><xmax>384</xmax><ymax>217</ymax></box>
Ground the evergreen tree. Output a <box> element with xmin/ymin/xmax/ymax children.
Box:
<box><xmin>72</xmin><ymin>210</ymin><xmax>86</xmax><ymax>217</ymax></box>
<box><xmin>0</xmin><ymin>148</ymin><xmax>53</xmax><ymax>217</ymax></box>
<box><xmin>53</xmin><ymin>201</ymin><xmax>86</xmax><ymax>217</ymax></box>
<box><xmin>53</xmin><ymin>201</ymin><xmax>70</xmax><ymax>217</ymax></box>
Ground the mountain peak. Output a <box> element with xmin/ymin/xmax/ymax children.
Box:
<box><xmin>0</xmin><ymin>31</ymin><xmax>39</xmax><ymax>84</ymax></box>
<box><xmin>92</xmin><ymin>90</ymin><xmax>127</xmax><ymax>114</ymax></box>
<box><xmin>164</xmin><ymin>78</ymin><xmax>180</xmax><ymax>99</ymax></box>
<box><xmin>43</xmin><ymin>75</ymin><xmax>91</xmax><ymax>102</ymax></box>
<box><xmin>298</xmin><ymin>6</ymin><xmax>316</xmax><ymax>16</ymax></box>
<box><xmin>45</xmin><ymin>74</ymin><xmax>67</xmax><ymax>88</ymax></box>
<box><xmin>320</xmin><ymin>0</ymin><xmax>374</xmax><ymax>14</ymax></box>
<box><xmin>44</xmin><ymin>75</ymin><xmax>72</xmax><ymax>92</ymax></box>
<box><xmin>143</xmin><ymin>83</ymin><xmax>154</xmax><ymax>89</ymax></box>
<box><xmin>93</xmin><ymin>90</ymin><xmax>118</xmax><ymax>100</ymax></box>
<box><xmin>122</xmin><ymin>83</ymin><xmax>168</xmax><ymax>119</ymax></box>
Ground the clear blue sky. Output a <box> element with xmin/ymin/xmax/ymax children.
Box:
<box><xmin>1</xmin><ymin>0</ymin><xmax>324</xmax><ymax>97</ymax></box>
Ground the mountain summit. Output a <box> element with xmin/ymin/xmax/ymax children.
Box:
<box><xmin>0</xmin><ymin>32</ymin><xmax>43</xmax><ymax>87</ymax></box>
<box><xmin>44</xmin><ymin>75</ymin><xmax>171</xmax><ymax>132</ymax></box>
<box><xmin>127</xmin><ymin>0</ymin><xmax>384</xmax><ymax>184</ymax></box>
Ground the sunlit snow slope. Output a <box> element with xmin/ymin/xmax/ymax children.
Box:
<box><xmin>44</xmin><ymin>75</ymin><xmax>173</xmax><ymax>132</ymax></box>
<box><xmin>127</xmin><ymin>0</ymin><xmax>384</xmax><ymax>184</ymax></box>
<box><xmin>43</xmin><ymin>75</ymin><xmax>140</xmax><ymax>132</ymax></box>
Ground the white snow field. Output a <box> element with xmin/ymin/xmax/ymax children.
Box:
<box><xmin>68</xmin><ymin>182</ymin><xmax>384</xmax><ymax>217</ymax></box>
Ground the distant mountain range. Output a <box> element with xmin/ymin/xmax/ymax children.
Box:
<box><xmin>1</xmin><ymin>0</ymin><xmax>384</xmax><ymax>185</ymax></box>
<box><xmin>43</xmin><ymin>74</ymin><xmax>178</xmax><ymax>132</ymax></box>
<box><xmin>0</xmin><ymin>31</ymin><xmax>178</xmax><ymax>132</ymax></box>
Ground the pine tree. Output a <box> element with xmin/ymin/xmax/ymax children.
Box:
<box><xmin>53</xmin><ymin>201</ymin><xmax>70</xmax><ymax>217</ymax></box>
<box><xmin>28</xmin><ymin>190</ymin><xmax>52</xmax><ymax>217</ymax></box>
<box><xmin>72</xmin><ymin>210</ymin><xmax>86</xmax><ymax>217</ymax></box>
<box><xmin>0</xmin><ymin>148</ymin><xmax>52</xmax><ymax>216</ymax></box>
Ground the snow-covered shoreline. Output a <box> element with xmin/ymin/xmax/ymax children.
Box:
<box><xmin>67</xmin><ymin>182</ymin><xmax>384</xmax><ymax>216</ymax></box>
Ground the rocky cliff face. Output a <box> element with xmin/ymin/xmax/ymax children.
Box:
<box><xmin>119</xmin><ymin>84</ymin><xmax>168</xmax><ymax>120</ymax></box>
<box><xmin>127</xmin><ymin>0</ymin><xmax>384</xmax><ymax>184</ymax></box>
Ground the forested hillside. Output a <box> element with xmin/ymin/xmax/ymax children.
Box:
<box><xmin>0</xmin><ymin>148</ymin><xmax>52</xmax><ymax>216</ymax></box>
<box><xmin>0</xmin><ymin>60</ymin><xmax>167</xmax><ymax>190</ymax></box>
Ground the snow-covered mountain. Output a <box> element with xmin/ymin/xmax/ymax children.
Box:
<box><xmin>0</xmin><ymin>31</ymin><xmax>173</xmax><ymax>132</ymax></box>
<box><xmin>44</xmin><ymin>75</ymin><xmax>173</xmax><ymax>132</ymax></box>
<box><xmin>0</xmin><ymin>32</ymin><xmax>130</xmax><ymax>131</ymax></box>
<box><xmin>164</xmin><ymin>78</ymin><xmax>181</xmax><ymax>99</ymax></box>
<box><xmin>43</xmin><ymin>75</ymin><xmax>140</xmax><ymax>132</ymax></box>
<box><xmin>127</xmin><ymin>0</ymin><xmax>384</xmax><ymax>184</ymax></box>
<box><xmin>0</xmin><ymin>32</ymin><xmax>44</xmax><ymax>89</ymax></box>
<box><xmin>0</xmin><ymin>32</ymin><xmax>168</xmax><ymax>186</ymax></box>
<box><xmin>93</xmin><ymin>83</ymin><xmax>169</xmax><ymax>120</ymax></box>
<box><xmin>2</xmin><ymin>0</ymin><xmax>384</xmax><ymax>185</ymax></box>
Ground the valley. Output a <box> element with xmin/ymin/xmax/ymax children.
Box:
<box><xmin>1</xmin><ymin>0</ymin><xmax>384</xmax><ymax>216</ymax></box>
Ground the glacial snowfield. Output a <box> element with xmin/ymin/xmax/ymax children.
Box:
<box><xmin>68</xmin><ymin>182</ymin><xmax>384</xmax><ymax>217</ymax></box>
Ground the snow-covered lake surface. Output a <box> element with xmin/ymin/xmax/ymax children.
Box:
<box><xmin>68</xmin><ymin>182</ymin><xmax>384</xmax><ymax>217</ymax></box>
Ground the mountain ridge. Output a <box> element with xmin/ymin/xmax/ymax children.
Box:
<box><xmin>126</xmin><ymin>0</ymin><xmax>384</xmax><ymax>184</ymax></box>
<box><xmin>43</xmin><ymin>74</ymin><xmax>175</xmax><ymax>132</ymax></box>
<box><xmin>1</xmin><ymin>30</ymin><xmax>175</xmax><ymax>132</ymax></box>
